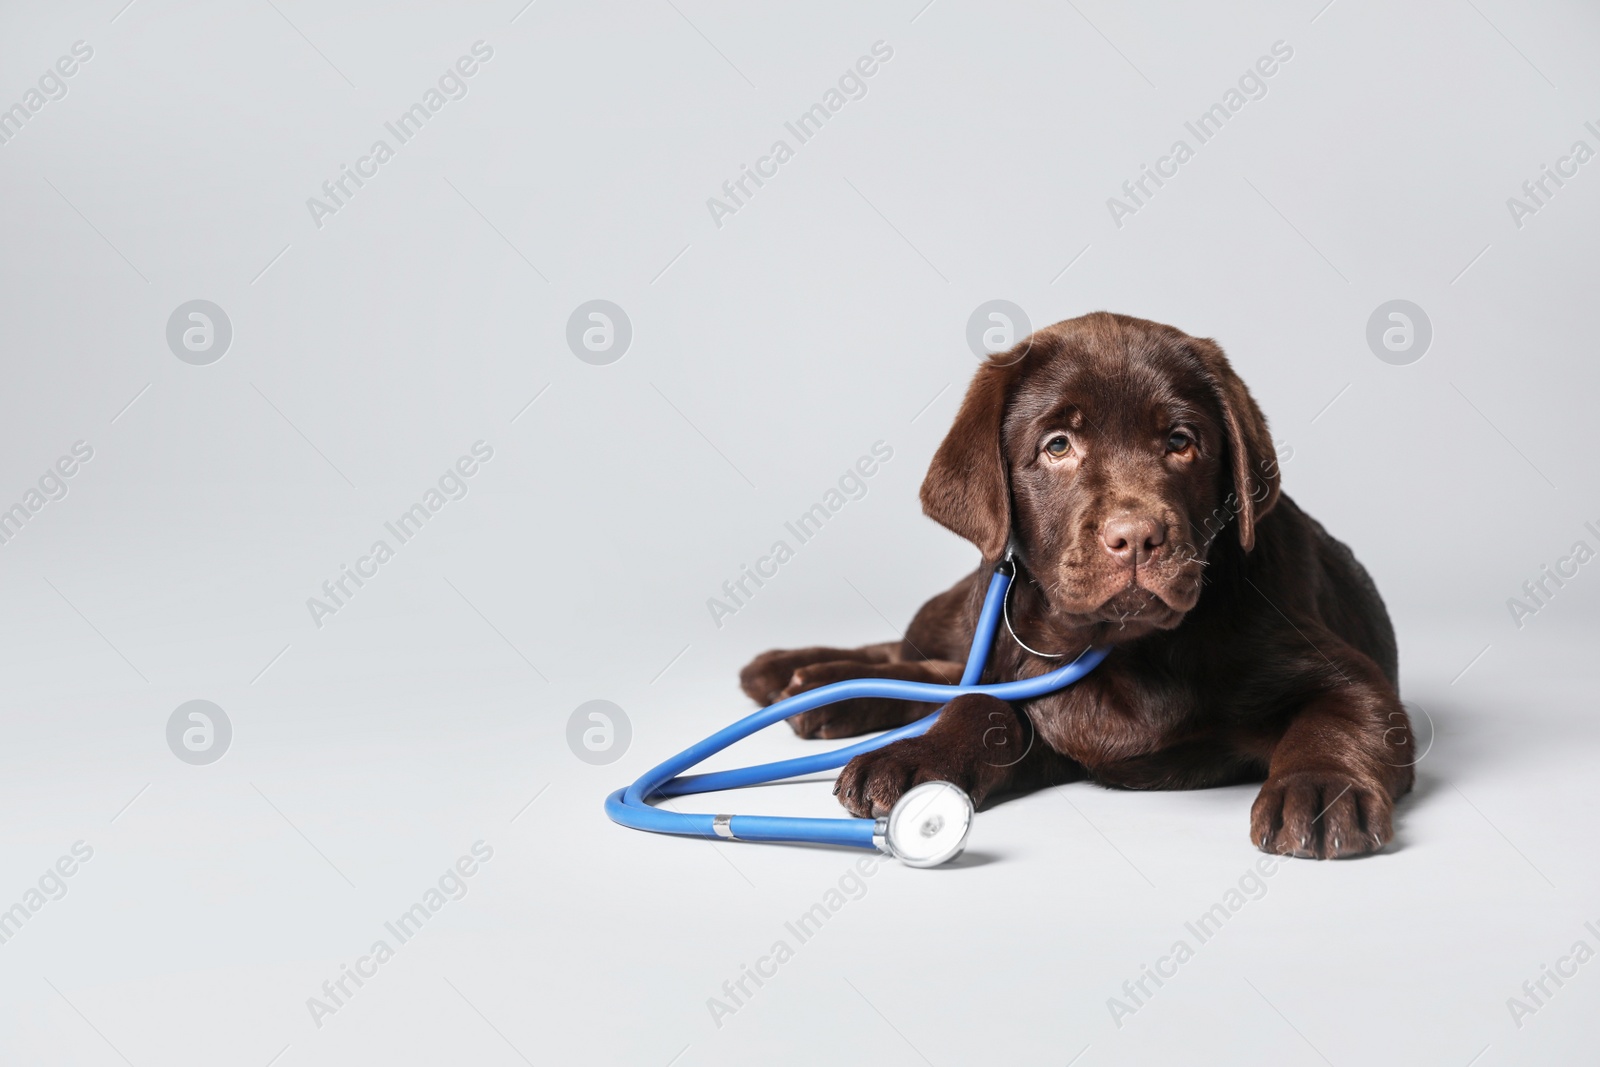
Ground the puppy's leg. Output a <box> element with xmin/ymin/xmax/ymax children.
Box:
<box><xmin>1250</xmin><ymin>673</ymin><xmax>1415</xmax><ymax>859</ymax></box>
<box><xmin>835</xmin><ymin>694</ymin><xmax>1084</xmax><ymax>817</ymax></box>
<box><xmin>739</xmin><ymin>642</ymin><xmax>898</xmax><ymax>705</ymax></box>
<box><xmin>778</xmin><ymin>658</ymin><xmax>964</xmax><ymax>739</ymax></box>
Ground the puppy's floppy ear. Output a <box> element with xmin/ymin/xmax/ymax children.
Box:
<box><xmin>920</xmin><ymin>356</ymin><xmax>1022</xmax><ymax>561</ymax></box>
<box><xmin>1191</xmin><ymin>337</ymin><xmax>1281</xmax><ymax>551</ymax></box>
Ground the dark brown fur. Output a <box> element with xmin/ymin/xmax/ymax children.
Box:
<box><xmin>739</xmin><ymin>312</ymin><xmax>1413</xmax><ymax>859</ymax></box>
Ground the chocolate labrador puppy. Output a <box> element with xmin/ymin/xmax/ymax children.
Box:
<box><xmin>740</xmin><ymin>312</ymin><xmax>1412</xmax><ymax>858</ymax></box>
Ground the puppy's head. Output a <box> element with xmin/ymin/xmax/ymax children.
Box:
<box><xmin>921</xmin><ymin>312</ymin><xmax>1281</xmax><ymax>638</ymax></box>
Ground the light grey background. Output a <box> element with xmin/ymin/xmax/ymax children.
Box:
<box><xmin>2</xmin><ymin>0</ymin><xmax>1597</xmax><ymax>1064</ymax></box>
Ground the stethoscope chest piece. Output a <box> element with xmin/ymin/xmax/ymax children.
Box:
<box><xmin>874</xmin><ymin>780</ymin><xmax>975</xmax><ymax>868</ymax></box>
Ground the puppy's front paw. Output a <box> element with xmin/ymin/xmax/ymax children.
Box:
<box><xmin>835</xmin><ymin>738</ymin><xmax>976</xmax><ymax>818</ymax></box>
<box><xmin>778</xmin><ymin>663</ymin><xmax>926</xmax><ymax>739</ymax></box>
<box><xmin>785</xmin><ymin>699</ymin><xmax>902</xmax><ymax>740</ymax></box>
<box><xmin>1251</xmin><ymin>771</ymin><xmax>1393</xmax><ymax>859</ymax></box>
<box><xmin>738</xmin><ymin>649</ymin><xmax>801</xmax><ymax>705</ymax></box>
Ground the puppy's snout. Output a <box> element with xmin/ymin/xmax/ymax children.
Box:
<box><xmin>1101</xmin><ymin>513</ymin><xmax>1167</xmax><ymax>567</ymax></box>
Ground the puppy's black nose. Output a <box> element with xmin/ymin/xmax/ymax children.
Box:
<box><xmin>1101</xmin><ymin>514</ymin><xmax>1166</xmax><ymax>566</ymax></box>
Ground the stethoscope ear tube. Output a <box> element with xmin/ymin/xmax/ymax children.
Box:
<box><xmin>604</xmin><ymin>564</ymin><xmax>1109</xmax><ymax>864</ymax></box>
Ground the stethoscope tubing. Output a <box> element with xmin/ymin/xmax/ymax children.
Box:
<box><xmin>604</xmin><ymin>566</ymin><xmax>1109</xmax><ymax>851</ymax></box>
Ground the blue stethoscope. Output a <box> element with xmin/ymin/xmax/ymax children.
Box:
<box><xmin>605</xmin><ymin>558</ymin><xmax>1110</xmax><ymax>866</ymax></box>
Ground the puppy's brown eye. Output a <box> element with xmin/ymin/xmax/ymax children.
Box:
<box><xmin>1166</xmin><ymin>431</ymin><xmax>1194</xmax><ymax>454</ymax></box>
<box><xmin>1045</xmin><ymin>435</ymin><xmax>1071</xmax><ymax>457</ymax></box>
